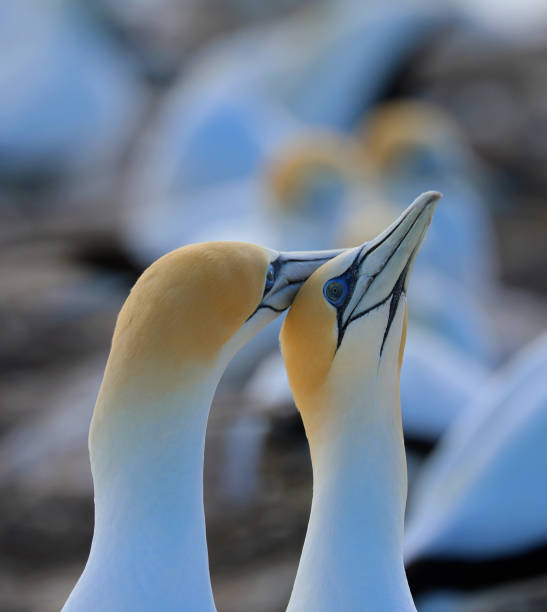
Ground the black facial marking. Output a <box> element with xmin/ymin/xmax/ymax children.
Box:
<box><xmin>257</xmin><ymin>304</ymin><xmax>286</xmax><ymax>314</ymax></box>
<box><xmin>247</xmin><ymin>252</ymin><xmax>340</xmax><ymax>322</ymax></box>
<box><xmin>281</xmin><ymin>256</ymin><xmax>337</xmax><ymax>264</ymax></box>
<box><xmin>379</xmin><ymin>256</ymin><xmax>411</xmax><ymax>357</ymax></box>
<box><xmin>331</xmin><ymin>211</ymin><xmax>422</xmax><ymax>352</ymax></box>
<box><xmin>333</xmin><ymin>249</ymin><xmax>365</xmax><ymax>349</ymax></box>
<box><xmin>356</xmin><ymin>209</ymin><xmax>409</xmax><ymax>267</ymax></box>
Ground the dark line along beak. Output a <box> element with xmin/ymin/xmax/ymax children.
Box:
<box><xmin>337</xmin><ymin>191</ymin><xmax>441</xmax><ymax>351</ymax></box>
<box><xmin>259</xmin><ymin>248</ymin><xmax>345</xmax><ymax>314</ymax></box>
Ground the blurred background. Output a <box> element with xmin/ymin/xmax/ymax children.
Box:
<box><xmin>1</xmin><ymin>0</ymin><xmax>547</xmax><ymax>610</ymax></box>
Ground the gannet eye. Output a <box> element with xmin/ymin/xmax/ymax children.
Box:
<box><xmin>265</xmin><ymin>264</ymin><xmax>276</xmax><ymax>291</ymax></box>
<box><xmin>324</xmin><ymin>278</ymin><xmax>347</xmax><ymax>306</ymax></box>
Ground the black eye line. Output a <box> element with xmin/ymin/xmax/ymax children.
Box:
<box><xmin>258</xmin><ymin>303</ymin><xmax>286</xmax><ymax>314</ymax></box>
<box><xmin>333</xmin><ymin>215</ymin><xmax>420</xmax><ymax>351</ymax></box>
<box><xmin>334</xmin><ymin>263</ymin><xmax>408</xmax><ymax>353</ymax></box>
<box><xmin>330</xmin><ymin>249</ymin><xmax>364</xmax><ymax>349</ymax></box>
<box><xmin>341</xmin><ymin>208</ymin><xmax>421</xmax><ymax>330</ymax></box>
<box><xmin>280</xmin><ymin>255</ymin><xmax>336</xmax><ymax>264</ymax></box>
<box><xmin>356</xmin><ymin>199</ymin><xmax>424</xmax><ymax>268</ymax></box>
<box><xmin>379</xmin><ymin>261</ymin><xmax>410</xmax><ymax>356</ymax></box>
<box><xmin>244</xmin><ymin>257</ymin><xmax>281</xmax><ymax>322</ymax></box>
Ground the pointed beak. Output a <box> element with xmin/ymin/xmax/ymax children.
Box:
<box><xmin>340</xmin><ymin>191</ymin><xmax>441</xmax><ymax>335</ymax></box>
<box><xmin>262</xmin><ymin>248</ymin><xmax>345</xmax><ymax>312</ymax></box>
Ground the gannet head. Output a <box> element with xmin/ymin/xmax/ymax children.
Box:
<box><xmin>268</xmin><ymin>134</ymin><xmax>355</xmax><ymax>211</ymax></box>
<box><xmin>358</xmin><ymin>100</ymin><xmax>463</xmax><ymax>177</ymax></box>
<box><xmin>280</xmin><ymin>192</ymin><xmax>440</xmax><ymax>437</ymax></box>
<box><xmin>265</xmin><ymin>135</ymin><xmax>357</xmax><ymax>251</ymax></box>
<box><xmin>96</xmin><ymin>241</ymin><xmax>343</xmax><ymax>406</ymax></box>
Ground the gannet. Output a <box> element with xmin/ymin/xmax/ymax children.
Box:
<box><xmin>62</xmin><ymin>241</ymin><xmax>342</xmax><ymax>612</ymax></box>
<box><xmin>280</xmin><ymin>191</ymin><xmax>440</xmax><ymax>611</ymax></box>
<box><xmin>240</xmin><ymin>146</ymin><xmax>489</xmax><ymax>460</ymax></box>
<box><xmin>405</xmin><ymin>329</ymin><xmax>547</xmax><ymax>603</ymax></box>
<box><xmin>358</xmin><ymin>99</ymin><xmax>497</xmax><ymax>292</ymax></box>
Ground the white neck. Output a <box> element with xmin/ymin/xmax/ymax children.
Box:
<box><xmin>288</xmin><ymin>375</ymin><xmax>415</xmax><ymax>612</ymax></box>
<box><xmin>63</xmin><ymin>375</ymin><xmax>221</xmax><ymax>612</ymax></box>
<box><xmin>62</xmin><ymin>316</ymin><xmax>269</xmax><ymax>612</ymax></box>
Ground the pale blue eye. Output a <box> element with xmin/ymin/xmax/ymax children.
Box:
<box><xmin>265</xmin><ymin>264</ymin><xmax>275</xmax><ymax>291</ymax></box>
<box><xmin>324</xmin><ymin>278</ymin><xmax>347</xmax><ymax>306</ymax></box>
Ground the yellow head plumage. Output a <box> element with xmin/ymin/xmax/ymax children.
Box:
<box><xmin>279</xmin><ymin>258</ymin><xmax>339</xmax><ymax>406</ymax></box>
<box><xmin>99</xmin><ymin>242</ymin><xmax>270</xmax><ymax>400</ymax></box>
<box><xmin>92</xmin><ymin>240</ymin><xmax>345</xmax><ymax>436</ymax></box>
<box><xmin>279</xmin><ymin>253</ymin><xmax>406</xmax><ymax>440</ymax></box>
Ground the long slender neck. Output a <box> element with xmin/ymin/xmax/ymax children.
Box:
<box><xmin>289</xmin><ymin>376</ymin><xmax>415</xmax><ymax>612</ymax></box>
<box><xmin>63</xmin><ymin>374</ymin><xmax>220</xmax><ymax>612</ymax></box>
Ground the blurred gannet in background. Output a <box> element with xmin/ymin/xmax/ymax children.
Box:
<box><xmin>62</xmin><ymin>242</ymin><xmax>341</xmax><ymax>611</ymax></box>
<box><xmin>0</xmin><ymin>0</ymin><xmax>143</xmax><ymax>184</ymax></box>
<box><xmin>405</xmin><ymin>330</ymin><xmax>547</xmax><ymax>607</ymax></box>
<box><xmin>122</xmin><ymin>2</ymin><xmax>450</xmax><ymax>265</ymax></box>
<box><xmin>358</xmin><ymin>99</ymin><xmax>497</xmax><ymax>292</ymax></box>
<box><xmin>356</xmin><ymin>99</ymin><xmax>498</xmax><ymax>365</ymax></box>
<box><xmin>280</xmin><ymin>191</ymin><xmax>440</xmax><ymax>611</ymax></box>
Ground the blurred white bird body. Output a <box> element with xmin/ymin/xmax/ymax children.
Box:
<box><xmin>405</xmin><ymin>330</ymin><xmax>547</xmax><ymax>598</ymax></box>
<box><xmin>406</xmin><ymin>267</ymin><xmax>495</xmax><ymax>366</ymax></box>
<box><xmin>123</xmin><ymin>22</ymin><xmax>301</xmax><ymax>264</ymax></box>
<box><xmin>280</xmin><ymin>192</ymin><xmax>440</xmax><ymax>610</ymax></box>
<box><xmin>62</xmin><ymin>242</ymin><xmax>342</xmax><ymax>611</ymax></box>
<box><xmin>401</xmin><ymin>325</ymin><xmax>488</xmax><ymax>441</ymax></box>
<box><xmin>0</xmin><ymin>0</ymin><xmax>143</xmax><ymax>179</ymax></box>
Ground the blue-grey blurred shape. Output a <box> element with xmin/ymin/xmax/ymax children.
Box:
<box><xmin>0</xmin><ymin>0</ymin><xmax>144</xmax><ymax>179</ymax></box>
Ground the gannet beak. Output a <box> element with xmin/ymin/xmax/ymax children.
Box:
<box><xmin>336</xmin><ymin>191</ymin><xmax>441</xmax><ymax>349</ymax></box>
<box><xmin>260</xmin><ymin>248</ymin><xmax>345</xmax><ymax>313</ymax></box>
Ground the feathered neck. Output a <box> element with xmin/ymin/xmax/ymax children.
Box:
<box><xmin>288</xmin><ymin>370</ymin><xmax>415</xmax><ymax>612</ymax></box>
<box><xmin>63</xmin><ymin>370</ymin><xmax>221</xmax><ymax>612</ymax></box>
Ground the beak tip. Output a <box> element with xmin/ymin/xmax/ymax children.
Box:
<box><xmin>423</xmin><ymin>190</ymin><xmax>443</xmax><ymax>206</ymax></box>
